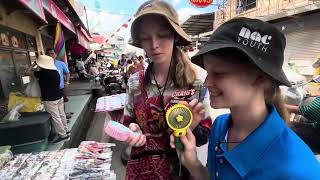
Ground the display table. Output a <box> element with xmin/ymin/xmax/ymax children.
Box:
<box><xmin>0</xmin><ymin>112</ymin><xmax>51</xmax><ymax>153</ymax></box>
<box><xmin>0</xmin><ymin>141</ymin><xmax>116</xmax><ymax>180</ymax></box>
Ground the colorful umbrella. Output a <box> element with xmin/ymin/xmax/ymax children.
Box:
<box><xmin>54</xmin><ymin>22</ymin><xmax>67</xmax><ymax>65</ymax></box>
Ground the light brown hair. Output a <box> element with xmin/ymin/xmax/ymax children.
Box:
<box><xmin>172</xmin><ymin>46</ymin><xmax>196</xmax><ymax>88</ymax></box>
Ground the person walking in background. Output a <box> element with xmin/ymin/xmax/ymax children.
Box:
<box><xmin>46</xmin><ymin>48</ymin><xmax>73</xmax><ymax>120</ymax></box>
<box><xmin>26</xmin><ymin>55</ymin><xmax>70</xmax><ymax>144</ymax></box>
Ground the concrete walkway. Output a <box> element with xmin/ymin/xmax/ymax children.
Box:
<box><xmin>47</xmin><ymin>94</ymin><xmax>93</xmax><ymax>151</ymax></box>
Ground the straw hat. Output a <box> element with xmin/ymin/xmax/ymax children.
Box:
<box><xmin>36</xmin><ymin>55</ymin><xmax>57</xmax><ymax>70</ymax></box>
<box><xmin>131</xmin><ymin>0</ymin><xmax>191</xmax><ymax>48</ymax></box>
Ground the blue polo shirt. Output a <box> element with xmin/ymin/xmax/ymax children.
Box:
<box><xmin>207</xmin><ymin>105</ymin><xmax>320</xmax><ymax>180</ymax></box>
<box><xmin>54</xmin><ymin>60</ymin><xmax>69</xmax><ymax>89</ymax></box>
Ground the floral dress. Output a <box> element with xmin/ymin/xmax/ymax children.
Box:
<box><xmin>123</xmin><ymin>64</ymin><xmax>212</xmax><ymax>180</ymax></box>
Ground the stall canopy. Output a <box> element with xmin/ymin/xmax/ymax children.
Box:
<box><xmin>181</xmin><ymin>12</ymin><xmax>215</xmax><ymax>36</ymax></box>
<box><xmin>43</xmin><ymin>0</ymin><xmax>91</xmax><ymax>53</ymax></box>
<box><xmin>92</xmin><ymin>34</ymin><xmax>107</xmax><ymax>44</ymax></box>
<box><xmin>18</xmin><ymin>0</ymin><xmax>47</xmax><ymax>23</ymax></box>
<box><xmin>43</xmin><ymin>0</ymin><xmax>75</xmax><ymax>33</ymax></box>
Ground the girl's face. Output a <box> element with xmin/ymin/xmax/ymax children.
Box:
<box><xmin>203</xmin><ymin>54</ymin><xmax>260</xmax><ymax>109</ymax></box>
<box><xmin>138</xmin><ymin>15</ymin><xmax>174</xmax><ymax>65</ymax></box>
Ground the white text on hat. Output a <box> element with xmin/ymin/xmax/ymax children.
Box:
<box><xmin>237</xmin><ymin>27</ymin><xmax>272</xmax><ymax>52</ymax></box>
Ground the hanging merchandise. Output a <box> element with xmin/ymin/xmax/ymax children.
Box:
<box><xmin>54</xmin><ymin>22</ymin><xmax>67</xmax><ymax>65</ymax></box>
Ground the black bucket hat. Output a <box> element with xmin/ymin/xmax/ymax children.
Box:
<box><xmin>192</xmin><ymin>17</ymin><xmax>291</xmax><ymax>87</ymax></box>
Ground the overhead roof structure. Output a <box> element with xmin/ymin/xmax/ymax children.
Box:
<box><xmin>55</xmin><ymin>0</ymin><xmax>91</xmax><ymax>37</ymax></box>
<box><xmin>181</xmin><ymin>12</ymin><xmax>215</xmax><ymax>36</ymax></box>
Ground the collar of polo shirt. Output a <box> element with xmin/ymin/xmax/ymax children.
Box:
<box><xmin>218</xmin><ymin>105</ymin><xmax>286</xmax><ymax>177</ymax></box>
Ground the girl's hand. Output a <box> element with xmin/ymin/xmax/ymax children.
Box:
<box><xmin>126</xmin><ymin>123</ymin><xmax>146</xmax><ymax>147</ymax></box>
<box><xmin>180</xmin><ymin>99</ymin><xmax>205</xmax><ymax>130</ymax></box>
<box><xmin>170</xmin><ymin>128</ymin><xmax>199</xmax><ymax>169</ymax></box>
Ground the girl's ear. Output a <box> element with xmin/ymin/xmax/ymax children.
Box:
<box><xmin>252</xmin><ymin>71</ymin><xmax>268</xmax><ymax>87</ymax></box>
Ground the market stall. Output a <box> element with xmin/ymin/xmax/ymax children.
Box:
<box><xmin>0</xmin><ymin>141</ymin><xmax>116</xmax><ymax>180</ymax></box>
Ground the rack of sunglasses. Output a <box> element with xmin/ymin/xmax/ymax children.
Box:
<box><xmin>0</xmin><ymin>141</ymin><xmax>116</xmax><ymax>180</ymax></box>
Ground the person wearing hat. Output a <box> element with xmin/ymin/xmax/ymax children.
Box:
<box><xmin>26</xmin><ymin>55</ymin><xmax>70</xmax><ymax>144</ymax></box>
<box><xmin>170</xmin><ymin>17</ymin><xmax>320</xmax><ymax>179</ymax></box>
<box><xmin>123</xmin><ymin>0</ymin><xmax>212</xmax><ymax>179</ymax></box>
<box><xmin>46</xmin><ymin>48</ymin><xmax>73</xmax><ymax>120</ymax></box>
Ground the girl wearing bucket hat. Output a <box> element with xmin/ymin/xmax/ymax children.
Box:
<box><xmin>170</xmin><ymin>17</ymin><xmax>320</xmax><ymax>179</ymax></box>
<box><xmin>123</xmin><ymin>0</ymin><xmax>212</xmax><ymax>179</ymax></box>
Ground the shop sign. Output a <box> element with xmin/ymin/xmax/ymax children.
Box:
<box><xmin>189</xmin><ymin>0</ymin><xmax>213</xmax><ymax>8</ymax></box>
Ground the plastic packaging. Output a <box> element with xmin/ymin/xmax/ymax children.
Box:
<box><xmin>2</xmin><ymin>103</ymin><xmax>23</xmax><ymax>123</ymax></box>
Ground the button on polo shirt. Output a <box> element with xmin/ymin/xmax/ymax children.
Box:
<box><xmin>207</xmin><ymin>105</ymin><xmax>320</xmax><ymax>180</ymax></box>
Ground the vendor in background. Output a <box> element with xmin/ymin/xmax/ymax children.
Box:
<box><xmin>286</xmin><ymin>54</ymin><xmax>320</xmax><ymax>123</ymax></box>
<box><xmin>46</xmin><ymin>49</ymin><xmax>73</xmax><ymax>120</ymax></box>
<box><xmin>25</xmin><ymin>55</ymin><xmax>70</xmax><ymax>144</ymax></box>
<box><xmin>127</xmin><ymin>55</ymin><xmax>144</xmax><ymax>76</ymax></box>
<box><xmin>75</xmin><ymin>59</ymin><xmax>87</xmax><ymax>80</ymax></box>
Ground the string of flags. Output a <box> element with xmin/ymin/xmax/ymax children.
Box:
<box><xmin>105</xmin><ymin>17</ymin><xmax>133</xmax><ymax>43</ymax></box>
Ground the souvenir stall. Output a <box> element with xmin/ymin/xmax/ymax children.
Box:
<box><xmin>0</xmin><ymin>141</ymin><xmax>116</xmax><ymax>180</ymax></box>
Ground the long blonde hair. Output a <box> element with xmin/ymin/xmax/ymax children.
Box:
<box><xmin>264</xmin><ymin>82</ymin><xmax>290</xmax><ymax>123</ymax></box>
<box><xmin>171</xmin><ymin>46</ymin><xmax>196</xmax><ymax>88</ymax></box>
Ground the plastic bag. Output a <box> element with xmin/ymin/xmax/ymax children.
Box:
<box><xmin>0</xmin><ymin>145</ymin><xmax>13</xmax><ymax>169</ymax></box>
<box><xmin>24</xmin><ymin>77</ymin><xmax>41</xmax><ymax>97</ymax></box>
<box><xmin>2</xmin><ymin>103</ymin><xmax>23</xmax><ymax>123</ymax></box>
<box><xmin>8</xmin><ymin>92</ymin><xmax>43</xmax><ymax>112</ymax></box>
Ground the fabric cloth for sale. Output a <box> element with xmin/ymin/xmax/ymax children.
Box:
<box><xmin>34</xmin><ymin>69</ymin><xmax>62</xmax><ymax>101</ymax></box>
<box><xmin>43</xmin><ymin>98</ymin><xmax>68</xmax><ymax>137</ymax></box>
<box><xmin>95</xmin><ymin>93</ymin><xmax>126</xmax><ymax>112</ymax></box>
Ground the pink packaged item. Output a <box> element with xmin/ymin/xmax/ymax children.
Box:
<box><xmin>104</xmin><ymin>121</ymin><xmax>139</xmax><ymax>141</ymax></box>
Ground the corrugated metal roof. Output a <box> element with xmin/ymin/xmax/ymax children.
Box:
<box><xmin>181</xmin><ymin>12</ymin><xmax>215</xmax><ymax>36</ymax></box>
